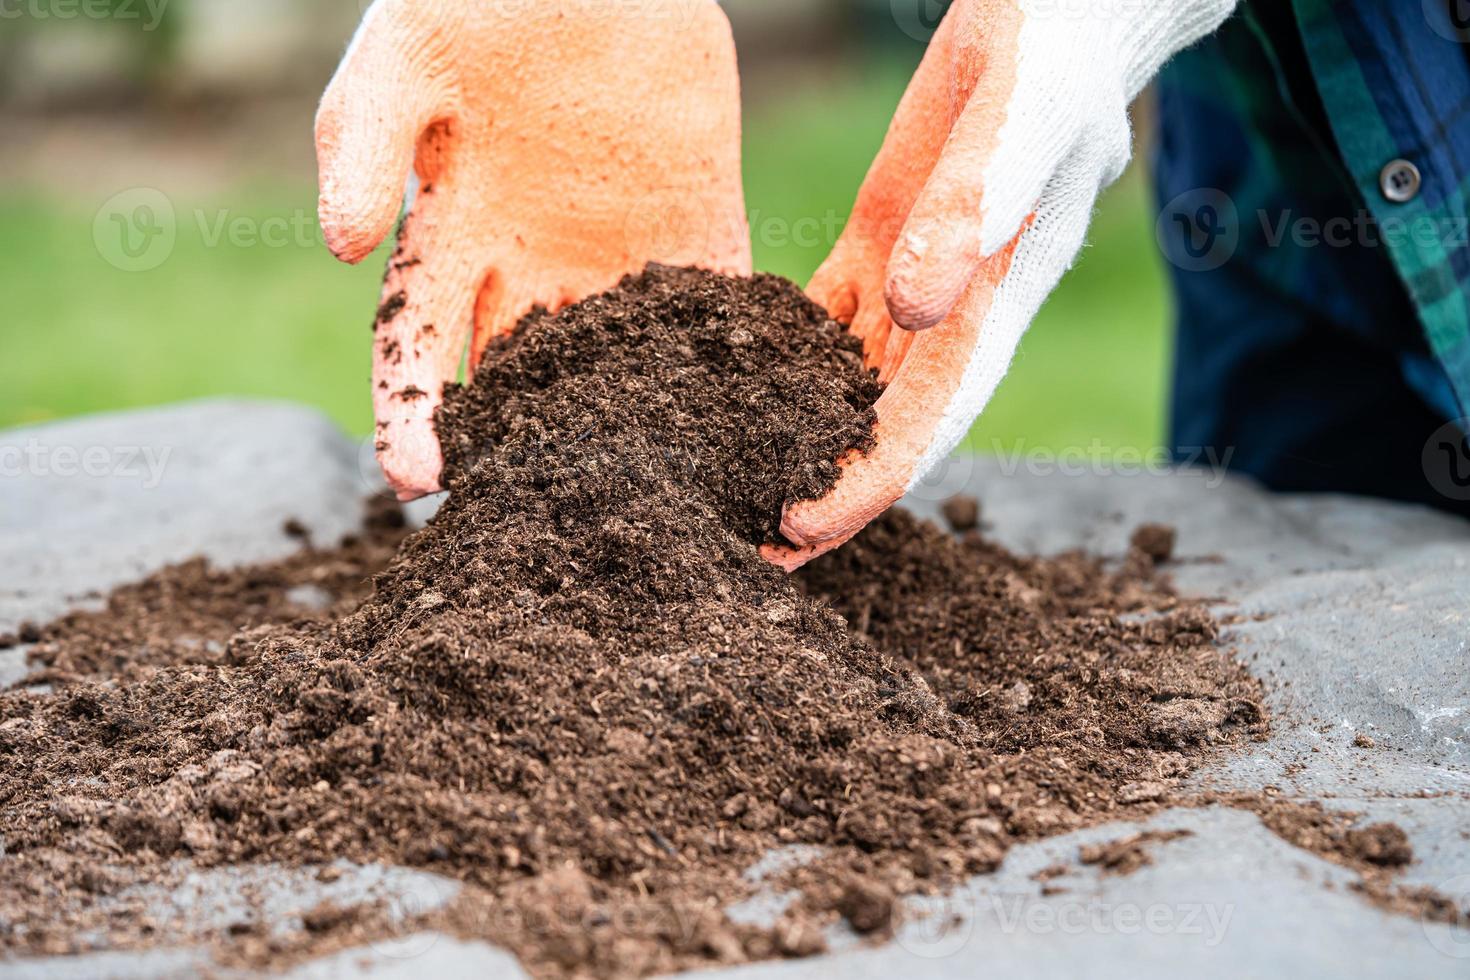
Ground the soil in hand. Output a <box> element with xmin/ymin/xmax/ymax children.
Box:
<box><xmin>2</xmin><ymin>267</ymin><xmax>1271</xmax><ymax>976</ymax></box>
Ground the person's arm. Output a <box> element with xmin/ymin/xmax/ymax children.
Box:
<box><xmin>316</xmin><ymin>0</ymin><xmax>750</xmax><ymax>500</ymax></box>
<box><xmin>766</xmin><ymin>0</ymin><xmax>1238</xmax><ymax>569</ymax></box>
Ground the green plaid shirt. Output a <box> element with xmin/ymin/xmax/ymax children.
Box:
<box><xmin>1153</xmin><ymin>0</ymin><xmax>1470</xmax><ymax>506</ymax></box>
<box><xmin>1295</xmin><ymin>0</ymin><xmax>1470</xmax><ymax>417</ymax></box>
<box><xmin>1152</xmin><ymin>0</ymin><xmax>1470</xmax><ymax>417</ymax></box>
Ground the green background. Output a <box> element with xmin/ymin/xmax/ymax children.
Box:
<box><xmin>1</xmin><ymin>60</ymin><xmax>1171</xmax><ymax>457</ymax></box>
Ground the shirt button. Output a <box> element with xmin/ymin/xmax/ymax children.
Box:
<box><xmin>1380</xmin><ymin>159</ymin><xmax>1422</xmax><ymax>203</ymax></box>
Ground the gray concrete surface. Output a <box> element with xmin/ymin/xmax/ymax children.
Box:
<box><xmin>2</xmin><ymin>400</ymin><xmax>1468</xmax><ymax>978</ymax></box>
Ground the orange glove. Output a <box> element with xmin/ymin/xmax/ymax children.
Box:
<box><xmin>765</xmin><ymin>0</ymin><xmax>1234</xmax><ymax>570</ymax></box>
<box><xmin>317</xmin><ymin>0</ymin><xmax>751</xmax><ymax>500</ymax></box>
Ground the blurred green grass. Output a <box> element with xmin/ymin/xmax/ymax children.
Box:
<box><xmin>0</xmin><ymin>65</ymin><xmax>1170</xmax><ymax>454</ymax></box>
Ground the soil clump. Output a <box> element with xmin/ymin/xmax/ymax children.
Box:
<box><xmin>0</xmin><ymin>267</ymin><xmax>1437</xmax><ymax>975</ymax></box>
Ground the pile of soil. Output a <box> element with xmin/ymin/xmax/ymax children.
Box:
<box><xmin>0</xmin><ymin>265</ymin><xmax>1374</xmax><ymax>976</ymax></box>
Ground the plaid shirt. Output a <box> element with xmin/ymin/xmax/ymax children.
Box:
<box><xmin>1154</xmin><ymin>0</ymin><xmax>1470</xmax><ymax>506</ymax></box>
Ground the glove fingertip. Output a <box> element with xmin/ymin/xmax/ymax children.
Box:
<box><xmin>883</xmin><ymin>282</ymin><xmax>953</xmax><ymax>333</ymax></box>
<box><xmin>759</xmin><ymin>542</ymin><xmax>818</xmax><ymax>574</ymax></box>
<box><xmin>884</xmin><ymin>216</ymin><xmax>985</xmax><ymax>332</ymax></box>
<box><xmin>320</xmin><ymin>208</ymin><xmax>390</xmax><ymax>265</ymax></box>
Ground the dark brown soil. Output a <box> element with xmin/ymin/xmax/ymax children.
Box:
<box><xmin>940</xmin><ymin>496</ymin><xmax>980</xmax><ymax>533</ymax></box>
<box><xmin>20</xmin><ymin>502</ymin><xmax>411</xmax><ymax>685</ymax></box>
<box><xmin>435</xmin><ymin>264</ymin><xmax>880</xmax><ymax>545</ymax></box>
<box><xmin>1130</xmin><ymin>524</ymin><xmax>1177</xmax><ymax>565</ymax></box>
<box><xmin>0</xmin><ymin>266</ymin><xmax>1435</xmax><ymax>975</ymax></box>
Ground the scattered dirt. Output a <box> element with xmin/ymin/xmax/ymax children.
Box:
<box><xmin>1079</xmin><ymin>830</ymin><xmax>1194</xmax><ymax>877</ymax></box>
<box><xmin>0</xmin><ymin>267</ymin><xmax>1443</xmax><ymax>976</ymax></box>
<box><xmin>20</xmin><ymin>502</ymin><xmax>411</xmax><ymax>684</ymax></box>
<box><xmin>1218</xmin><ymin>796</ymin><xmax>1458</xmax><ymax>924</ymax></box>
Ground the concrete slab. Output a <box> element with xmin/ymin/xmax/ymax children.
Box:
<box><xmin>2</xmin><ymin>401</ymin><xmax>1467</xmax><ymax>978</ymax></box>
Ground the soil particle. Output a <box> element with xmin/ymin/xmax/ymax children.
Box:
<box><xmin>834</xmin><ymin>879</ymin><xmax>897</xmax><ymax>935</ymax></box>
<box><xmin>375</xmin><ymin>291</ymin><xmax>407</xmax><ymax>328</ymax></box>
<box><xmin>0</xmin><ymin>267</ymin><xmax>1430</xmax><ymax>976</ymax></box>
<box><xmin>940</xmin><ymin>496</ymin><xmax>981</xmax><ymax>533</ymax></box>
<box><xmin>1131</xmin><ymin>524</ymin><xmax>1177</xmax><ymax>564</ymax></box>
<box><xmin>1079</xmin><ymin>830</ymin><xmax>1193</xmax><ymax>877</ymax></box>
<box><xmin>300</xmin><ymin>901</ymin><xmax>361</xmax><ymax>934</ymax></box>
<box><xmin>1345</xmin><ymin>824</ymin><xmax>1414</xmax><ymax>869</ymax></box>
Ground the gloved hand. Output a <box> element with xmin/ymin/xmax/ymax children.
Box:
<box><xmin>317</xmin><ymin>0</ymin><xmax>750</xmax><ymax>500</ymax></box>
<box><xmin>765</xmin><ymin>0</ymin><xmax>1235</xmax><ymax>570</ymax></box>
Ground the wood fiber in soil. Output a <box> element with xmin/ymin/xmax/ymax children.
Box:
<box><xmin>0</xmin><ymin>267</ymin><xmax>1437</xmax><ymax>976</ymax></box>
